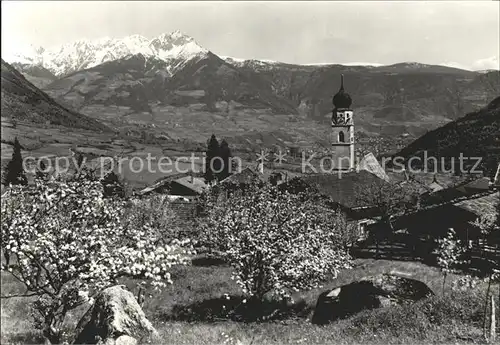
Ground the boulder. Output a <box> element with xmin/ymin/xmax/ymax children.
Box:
<box><xmin>311</xmin><ymin>273</ymin><xmax>434</xmax><ymax>324</ymax></box>
<box><xmin>73</xmin><ymin>285</ymin><xmax>158</xmax><ymax>345</ymax></box>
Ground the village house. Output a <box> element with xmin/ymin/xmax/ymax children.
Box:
<box><xmin>137</xmin><ymin>174</ymin><xmax>208</xmax><ymax>199</ymax></box>
<box><xmin>210</xmin><ymin>166</ymin><xmax>267</xmax><ymax>201</ymax></box>
<box><xmin>389</xmin><ymin>189</ymin><xmax>499</xmax><ymax>265</ymax></box>
<box><xmin>136</xmin><ymin>174</ymin><xmax>209</xmax><ymax>219</ymax></box>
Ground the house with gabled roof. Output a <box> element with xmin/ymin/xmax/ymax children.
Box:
<box><xmin>219</xmin><ymin>167</ymin><xmax>264</xmax><ymax>187</ymax></box>
<box><xmin>356</xmin><ymin>152</ymin><xmax>390</xmax><ymax>182</ymax></box>
<box><xmin>278</xmin><ymin>169</ymin><xmax>392</xmax><ymax>239</ymax></box>
<box><xmin>286</xmin><ymin>170</ymin><xmax>388</xmax><ymax>209</ymax></box>
<box><xmin>392</xmin><ymin>185</ymin><xmax>498</xmax><ymax>244</ymax></box>
<box><xmin>137</xmin><ymin>173</ymin><xmax>209</xmax><ymax>198</ymax></box>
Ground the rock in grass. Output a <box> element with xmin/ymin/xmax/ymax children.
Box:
<box><xmin>73</xmin><ymin>285</ymin><xmax>158</xmax><ymax>345</ymax></box>
<box><xmin>311</xmin><ymin>273</ymin><xmax>434</xmax><ymax>325</ymax></box>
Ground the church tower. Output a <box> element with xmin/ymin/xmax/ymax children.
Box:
<box><xmin>331</xmin><ymin>74</ymin><xmax>355</xmax><ymax>171</ymax></box>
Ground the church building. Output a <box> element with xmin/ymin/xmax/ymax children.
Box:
<box><xmin>331</xmin><ymin>74</ymin><xmax>355</xmax><ymax>171</ymax></box>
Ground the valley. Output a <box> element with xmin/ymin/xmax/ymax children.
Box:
<box><xmin>2</xmin><ymin>31</ymin><xmax>499</xmax><ymax>190</ymax></box>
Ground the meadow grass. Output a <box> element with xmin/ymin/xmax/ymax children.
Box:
<box><xmin>1</xmin><ymin>258</ymin><xmax>498</xmax><ymax>344</ymax></box>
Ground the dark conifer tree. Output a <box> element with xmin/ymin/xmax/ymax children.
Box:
<box><xmin>35</xmin><ymin>160</ymin><xmax>48</xmax><ymax>180</ymax></box>
<box><xmin>204</xmin><ymin>134</ymin><xmax>221</xmax><ymax>184</ymax></box>
<box><xmin>218</xmin><ymin>139</ymin><xmax>232</xmax><ymax>181</ymax></box>
<box><xmin>3</xmin><ymin>137</ymin><xmax>27</xmax><ymax>186</ymax></box>
<box><xmin>75</xmin><ymin>152</ymin><xmax>85</xmax><ymax>170</ymax></box>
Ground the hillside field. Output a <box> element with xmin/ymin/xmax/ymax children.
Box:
<box><xmin>2</xmin><ymin>258</ymin><xmax>498</xmax><ymax>344</ymax></box>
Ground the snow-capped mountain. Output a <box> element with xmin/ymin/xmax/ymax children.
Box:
<box><xmin>4</xmin><ymin>30</ymin><xmax>208</xmax><ymax>76</ymax></box>
<box><xmin>221</xmin><ymin>56</ymin><xmax>282</xmax><ymax>68</ymax></box>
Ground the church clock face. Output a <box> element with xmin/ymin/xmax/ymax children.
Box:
<box><xmin>337</xmin><ymin>114</ymin><xmax>346</xmax><ymax>125</ymax></box>
<box><xmin>333</xmin><ymin>112</ymin><xmax>347</xmax><ymax>125</ymax></box>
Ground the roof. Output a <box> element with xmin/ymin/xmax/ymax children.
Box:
<box><xmin>356</xmin><ymin>153</ymin><xmax>390</xmax><ymax>182</ymax></box>
<box><xmin>386</xmin><ymin>171</ymin><xmax>466</xmax><ymax>189</ymax></box>
<box><xmin>420</xmin><ymin>182</ymin><xmax>483</xmax><ymax>208</ymax></box>
<box><xmin>137</xmin><ymin>175</ymin><xmax>181</xmax><ymax>196</ymax></box>
<box><xmin>287</xmin><ymin>170</ymin><xmax>388</xmax><ymax>208</ymax></box>
<box><xmin>137</xmin><ymin>174</ymin><xmax>208</xmax><ymax>196</ymax></box>
<box><xmin>220</xmin><ymin>167</ymin><xmax>263</xmax><ymax>185</ymax></box>
<box><xmin>428</xmin><ymin>181</ymin><xmax>444</xmax><ymax>193</ymax></box>
<box><xmin>395</xmin><ymin>184</ymin><xmax>498</xmax><ymax>223</ymax></box>
<box><xmin>173</xmin><ymin>176</ymin><xmax>208</xmax><ymax>194</ymax></box>
<box><xmin>454</xmin><ymin>191</ymin><xmax>499</xmax><ymax>217</ymax></box>
<box><xmin>332</xmin><ymin>74</ymin><xmax>352</xmax><ymax>109</ymax></box>
<box><xmin>457</xmin><ymin>177</ymin><xmax>491</xmax><ymax>192</ymax></box>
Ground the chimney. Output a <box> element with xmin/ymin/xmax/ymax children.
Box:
<box><xmin>191</xmin><ymin>175</ymin><xmax>194</xmax><ymax>184</ymax></box>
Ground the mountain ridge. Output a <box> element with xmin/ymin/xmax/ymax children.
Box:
<box><xmin>5</xmin><ymin>31</ymin><xmax>498</xmax><ymax>78</ymax></box>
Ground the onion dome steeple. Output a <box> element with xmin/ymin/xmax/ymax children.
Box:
<box><xmin>332</xmin><ymin>74</ymin><xmax>352</xmax><ymax>109</ymax></box>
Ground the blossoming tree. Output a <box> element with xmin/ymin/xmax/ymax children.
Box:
<box><xmin>1</xmin><ymin>173</ymin><xmax>191</xmax><ymax>344</ymax></box>
<box><xmin>436</xmin><ymin>228</ymin><xmax>464</xmax><ymax>294</ymax></box>
<box><xmin>199</xmin><ymin>183</ymin><xmax>355</xmax><ymax>301</ymax></box>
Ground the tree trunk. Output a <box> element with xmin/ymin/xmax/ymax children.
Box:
<box><xmin>484</xmin><ymin>274</ymin><xmax>493</xmax><ymax>340</ymax></box>
<box><xmin>43</xmin><ymin>326</ymin><xmax>60</xmax><ymax>345</ymax></box>
<box><xmin>3</xmin><ymin>250</ymin><xmax>10</xmax><ymax>267</ymax></box>
<box><xmin>137</xmin><ymin>286</ymin><xmax>145</xmax><ymax>307</ymax></box>
<box><xmin>481</xmin><ymin>234</ymin><xmax>486</xmax><ymax>258</ymax></box>
<box><xmin>490</xmin><ymin>294</ymin><xmax>496</xmax><ymax>343</ymax></box>
<box><xmin>442</xmin><ymin>272</ymin><xmax>447</xmax><ymax>295</ymax></box>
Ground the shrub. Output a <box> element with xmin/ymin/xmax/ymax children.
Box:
<box><xmin>1</xmin><ymin>172</ymin><xmax>192</xmax><ymax>344</ymax></box>
<box><xmin>421</xmin><ymin>293</ymin><xmax>484</xmax><ymax>327</ymax></box>
<box><xmin>347</xmin><ymin>291</ymin><xmax>485</xmax><ymax>341</ymax></box>
<box><xmin>199</xmin><ymin>183</ymin><xmax>354</xmax><ymax>301</ymax></box>
<box><xmin>101</xmin><ymin>171</ymin><xmax>125</xmax><ymax>198</ymax></box>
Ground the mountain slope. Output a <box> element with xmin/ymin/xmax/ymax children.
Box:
<box><xmin>43</xmin><ymin>52</ymin><xmax>298</xmax><ymax>120</ymax></box>
<box><xmin>1</xmin><ymin>59</ymin><xmax>110</xmax><ymax>132</ymax></box>
<box><xmin>394</xmin><ymin>96</ymin><xmax>500</xmax><ymax>177</ymax></box>
<box><xmin>166</xmin><ymin>52</ymin><xmax>298</xmax><ymax>114</ymax></box>
<box><xmin>44</xmin><ymin>54</ymin><xmax>170</xmax><ymax>114</ymax></box>
<box><xmin>234</xmin><ymin>61</ymin><xmax>491</xmax><ymax>118</ymax></box>
<box><xmin>9</xmin><ymin>62</ymin><xmax>57</xmax><ymax>89</ymax></box>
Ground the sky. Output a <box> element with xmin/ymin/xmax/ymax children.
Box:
<box><xmin>2</xmin><ymin>1</ymin><xmax>499</xmax><ymax>70</ymax></box>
